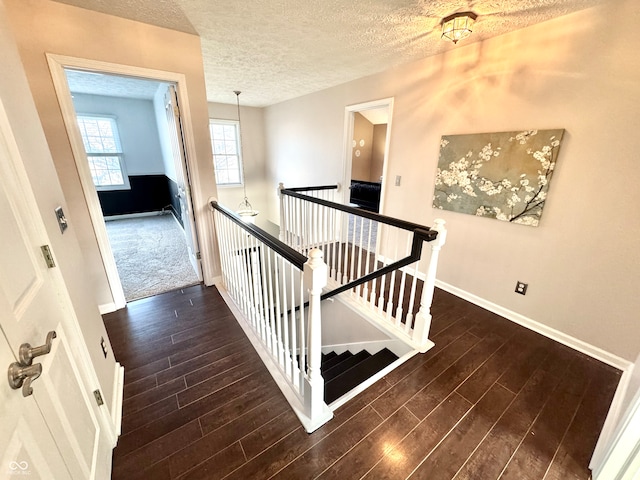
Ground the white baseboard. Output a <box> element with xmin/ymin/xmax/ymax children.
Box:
<box><xmin>434</xmin><ymin>279</ymin><xmax>632</xmax><ymax>372</ymax></box>
<box><xmin>99</xmin><ymin>302</ymin><xmax>118</xmax><ymax>315</ymax></box>
<box><xmin>110</xmin><ymin>363</ymin><xmax>125</xmax><ymax>442</ymax></box>
<box><xmin>321</xmin><ymin>339</ymin><xmax>411</xmax><ymax>358</ymax></box>
<box><xmin>328</xmin><ymin>348</ymin><xmax>419</xmax><ymax>411</ymax></box>
<box><xmin>590</xmin><ymin>364</ymin><xmax>636</xmax><ymax>471</ymax></box>
<box><xmin>103</xmin><ymin>210</ymin><xmax>171</xmax><ymax>221</ymax></box>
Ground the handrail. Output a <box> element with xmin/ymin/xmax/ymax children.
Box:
<box><xmin>320</xmin><ymin>228</ymin><xmax>433</xmax><ymax>301</ymax></box>
<box><xmin>286</xmin><ymin>185</ymin><xmax>338</xmax><ymax>192</ymax></box>
<box><xmin>212</xmin><ymin>198</ymin><xmax>333</xmax><ymax>432</ymax></box>
<box><xmin>210</xmin><ymin>199</ymin><xmax>307</xmax><ymax>269</ymax></box>
<box><xmin>281</xmin><ymin>187</ymin><xmax>439</xmax><ymax>237</ymax></box>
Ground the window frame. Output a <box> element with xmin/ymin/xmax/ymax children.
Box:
<box><xmin>76</xmin><ymin>114</ymin><xmax>130</xmax><ymax>191</ymax></box>
<box><xmin>209</xmin><ymin>119</ymin><xmax>244</xmax><ymax>188</ymax></box>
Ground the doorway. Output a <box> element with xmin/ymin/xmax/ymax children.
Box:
<box><xmin>342</xmin><ymin>98</ymin><xmax>393</xmax><ymax>214</ymax></box>
<box><xmin>48</xmin><ymin>57</ymin><xmax>203</xmax><ymax>308</ymax></box>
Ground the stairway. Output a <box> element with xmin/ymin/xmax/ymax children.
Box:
<box><xmin>321</xmin><ymin>348</ymin><xmax>398</xmax><ymax>404</ymax></box>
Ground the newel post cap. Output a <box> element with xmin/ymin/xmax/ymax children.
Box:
<box><xmin>432</xmin><ymin>218</ymin><xmax>447</xmax><ymax>245</ymax></box>
<box><xmin>304</xmin><ymin>249</ymin><xmax>328</xmax><ymax>290</ymax></box>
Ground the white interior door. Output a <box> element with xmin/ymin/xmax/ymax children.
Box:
<box><xmin>165</xmin><ymin>85</ymin><xmax>202</xmax><ymax>279</ymax></box>
<box><xmin>0</xmin><ymin>99</ymin><xmax>111</xmax><ymax>479</ymax></box>
<box><xmin>0</xmin><ymin>334</ymin><xmax>71</xmax><ymax>480</ymax></box>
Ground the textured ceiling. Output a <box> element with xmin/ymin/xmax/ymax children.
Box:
<box><xmin>65</xmin><ymin>70</ymin><xmax>167</xmax><ymax>99</ymax></box>
<box><xmin>52</xmin><ymin>0</ymin><xmax>604</xmax><ymax>106</ymax></box>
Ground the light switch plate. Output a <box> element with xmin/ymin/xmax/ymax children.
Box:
<box><xmin>54</xmin><ymin>206</ymin><xmax>68</xmax><ymax>234</ymax></box>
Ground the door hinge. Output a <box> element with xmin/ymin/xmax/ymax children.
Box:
<box><xmin>196</xmin><ymin>252</ymin><xmax>201</xmax><ymax>260</ymax></box>
<box><xmin>93</xmin><ymin>389</ymin><xmax>104</xmax><ymax>406</ymax></box>
<box><xmin>40</xmin><ymin>245</ymin><xmax>56</xmax><ymax>268</ymax></box>
<box><xmin>173</xmin><ymin>105</ymin><xmax>180</xmax><ymax>117</ymax></box>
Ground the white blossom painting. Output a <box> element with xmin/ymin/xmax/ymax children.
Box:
<box><xmin>433</xmin><ymin>129</ymin><xmax>565</xmax><ymax>227</ymax></box>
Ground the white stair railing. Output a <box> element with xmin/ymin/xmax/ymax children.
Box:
<box><xmin>278</xmin><ymin>184</ymin><xmax>447</xmax><ymax>352</ymax></box>
<box><xmin>210</xmin><ymin>199</ymin><xmax>332</xmax><ymax>433</ymax></box>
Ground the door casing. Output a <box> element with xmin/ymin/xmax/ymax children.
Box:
<box><xmin>47</xmin><ymin>54</ymin><xmax>212</xmax><ymax>313</ymax></box>
<box><xmin>341</xmin><ymin>97</ymin><xmax>394</xmax><ymax>214</ymax></box>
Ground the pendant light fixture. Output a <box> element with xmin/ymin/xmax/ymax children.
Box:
<box><xmin>234</xmin><ymin>90</ymin><xmax>259</xmax><ymax>223</ymax></box>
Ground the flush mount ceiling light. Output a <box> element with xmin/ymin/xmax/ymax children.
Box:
<box><xmin>441</xmin><ymin>12</ymin><xmax>478</xmax><ymax>44</ymax></box>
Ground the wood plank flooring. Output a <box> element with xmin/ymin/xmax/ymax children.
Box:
<box><xmin>103</xmin><ymin>284</ymin><xmax>621</xmax><ymax>480</ymax></box>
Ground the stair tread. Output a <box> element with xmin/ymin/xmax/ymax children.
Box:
<box><xmin>321</xmin><ymin>351</ymin><xmax>353</xmax><ymax>372</ymax></box>
<box><xmin>324</xmin><ymin>348</ymin><xmax>398</xmax><ymax>404</ymax></box>
<box><xmin>322</xmin><ymin>352</ymin><xmax>337</xmax><ymax>362</ymax></box>
<box><xmin>323</xmin><ymin>350</ymin><xmax>371</xmax><ymax>382</ymax></box>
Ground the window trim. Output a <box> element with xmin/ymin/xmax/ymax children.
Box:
<box><xmin>209</xmin><ymin>118</ymin><xmax>244</xmax><ymax>188</ymax></box>
<box><xmin>76</xmin><ymin>114</ymin><xmax>130</xmax><ymax>191</ymax></box>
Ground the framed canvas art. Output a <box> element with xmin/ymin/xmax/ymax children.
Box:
<box><xmin>433</xmin><ymin>129</ymin><xmax>564</xmax><ymax>227</ymax></box>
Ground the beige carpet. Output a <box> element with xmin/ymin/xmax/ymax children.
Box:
<box><xmin>105</xmin><ymin>214</ymin><xmax>200</xmax><ymax>301</ymax></box>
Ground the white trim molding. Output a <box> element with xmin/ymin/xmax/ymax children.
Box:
<box><xmin>45</xmin><ymin>54</ymin><xmax>216</xmax><ymax>308</ymax></box>
<box><xmin>47</xmin><ymin>54</ymin><xmax>127</xmax><ymax>311</ymax></box>
<box><xmin>434</xmin><ymin>279</ymin><xmax>632</xmax><ymax>371</ymax></box>
<box><xmin>341</xmin><ymin>97</ymin><xmax>394</xmax><ymax>212</ymax></box>
<box><xmin>592</xmin><ymin>379</ymin><xmax>640</xmax><ymax>479</ymax></box>
<box><xmin>110</xmin><ymin>363</ymin><xmax>125</xmax><ymax>440</ymax></box>
<box><xmin>98</xmin><ymin>303</ymin><xmax>118</xmax><ymax>315</ymax></box>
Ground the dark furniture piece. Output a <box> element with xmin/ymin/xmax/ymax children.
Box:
<box><xmin>349</xmin><ymin>179</ymin><xmax>381</xmax><ymax>212</ymax></box>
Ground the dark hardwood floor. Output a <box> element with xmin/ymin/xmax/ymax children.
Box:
<box><xmin>103</xmin><ymin>284</ymin><xmax>621</xmax><ymax>480</ymax></box>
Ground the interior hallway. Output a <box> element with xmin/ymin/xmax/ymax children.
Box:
<box><xmin>103</xmin><ymin>284</ymin><xmax>621</xmax><ymax>479</ymax></box>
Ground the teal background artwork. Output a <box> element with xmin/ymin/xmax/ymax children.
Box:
<box><xmin>433</xmin><ymin>129</ymin><xmax>565</xmax><ymax>227</ymax></box>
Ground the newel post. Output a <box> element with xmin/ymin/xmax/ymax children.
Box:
<box><xmin>303</xmin><ymin>248</ymin><xmax>328</xmax><ymax>421</ymax></box>
<box><xmin>413</xmin><ymin>219</ymin><xmax>447</xmax><ymax>350</ymax></box>
<box><xmin>278</xmin><ymin>182</ymin><xmax>285</xmax><ymax>242</ymax></box>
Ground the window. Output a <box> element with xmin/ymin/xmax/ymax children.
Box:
<box><xmin>76</xmin><ymin>115</ymin><xmax>129</xmax><ymax>190</ymax></box>
<box><xmin>209</xmin><ymin>120</ymin><xmax>243</xmax><ymax>186</ymax></box>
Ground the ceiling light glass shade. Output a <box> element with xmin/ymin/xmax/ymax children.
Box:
<box><xmin>441</xmin><ymin>12</ymin><xmax>477</xmax><ymax>44</ymax></box>
<box><xmin>237</xmin><ymin>197</ymin><xmax>258</xmax><ymax>224</ymax></box>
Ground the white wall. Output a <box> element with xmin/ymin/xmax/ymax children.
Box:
<box><xmin>0</xmin><ymin>0</ymin><xmax>116</xmax><ymax>409</ymax></box>
<box><xmin>153</xmin><ymin>85</ymin><xmax>177</xmax><ymax>182</ymax></box>
<box><xmin>72</xmin><ymin>93</ymin><xmax>165</xmax><ymax>176</ymax></box>
<box><xmin>264</xmin><ymin>1</ymin><xmax>640</xmax><ymax>362</ymax></box>
<box><xmin>208</xmin><ymin>101</ymin><xmax>269</xmax><ymax>218</ymax></box>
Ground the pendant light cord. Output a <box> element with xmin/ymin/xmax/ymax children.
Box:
<box><xmin>234</xmin><ymin>90</ymin><xmax>250</xmax><ymax>206</ymax></box>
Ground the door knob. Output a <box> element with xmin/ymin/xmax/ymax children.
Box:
<box><xmin>8</xmin><ymin>362</ymin><xmax>42</xmax><ymax>397</ymax></box>
<box><xmin>19</xmin><ymin>330</ymin><xmax>56</xmax><ymax>366</ymax></box>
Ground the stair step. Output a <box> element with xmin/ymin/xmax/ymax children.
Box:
<box><xmin>321</xmin><ymin>351</ymin><xmax>352</xmax><ymax>372</ymax></box>
<box><xmin>324</xmin><ymin>348</ymin><xmax>398</xmax><ymax>404</ymax></box>
<box><xmin>323</xmin><ymin>350</ymin><xmax>371</xmax><ymax>382</ymax></box>
<box><xmin>322</xmin><ymin>351</ymin><xmax>337</xmax><ymax>363</ymax></box>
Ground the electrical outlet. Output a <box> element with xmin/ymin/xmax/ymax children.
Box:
<box><xmin>515</xmin><ymin>281</ymin><xmax>528</xmax><ymax>295</ymax></box>
<box><xmin>100</xmin><ymin>337</ymin><xmax>108</xmax><ymax>358</ymax></box>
